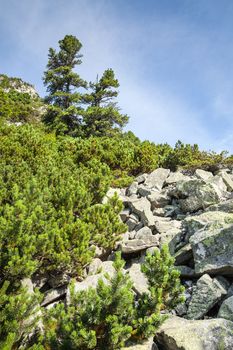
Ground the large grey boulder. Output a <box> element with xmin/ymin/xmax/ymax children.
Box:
<box><xmin>186</xmin><ymin>274</ymin><xmax>228</xmax><ymax>319</ymax></box>
<box><xmin>145</xmin><ymin>168</ymin><xmax>170</xmax><ymax>190</ymax></box>
<box><xmin>155</xmin><ymin>316</ymin><xmax>233</xmax><ymax>350</ymax></box>
<box><xmin>173</xmin><ymin>179</ymin><xmax>220</xmax><ymax>213</ymax></box>
<box><xmin>129</xmin><ymin>198</ymin><xmax>155</xmax><ymax>227</ymax></box>
<box><xmin>190</xmin><ymin>224</ymin><xmax>233</xmax><ymax>275</ymax></box>
<box><xmin>218</xmin><ymin>296</ymin><xmax>233</xmax><ymax>322</ymax></box>
<box><xmin>208</xmin><ymin>175</ymin><xmax>227</xmax><ymax>198</ymax></box>
<box><xmin>183</xmin><ymin>211</ymin><xmax>233</xmax><ymax>241</ymax></box>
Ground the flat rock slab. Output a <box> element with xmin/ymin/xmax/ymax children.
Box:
<box><xmin>155</xmin><ymin>316</ymin><xmax>233</xmax><ymax>350</ymax></box>
<box><xmin>129</xmin><ymin>198</ymin><xmax>155</xmax><ymax>227</ymax></box>
<box><xmin>187</xmin><ymin>274</ymin><xmax>228</xmax><ymax>319</ymax></box>
<box><xmin>120</xmin><ymin>236</ymin><xmax>160</xmax><ymax>254</ymax></box>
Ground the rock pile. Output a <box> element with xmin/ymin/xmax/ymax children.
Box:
<box><xmin>27</xmin><ymin>167</ymin><xmax>233</xmax><ymax>349</ymax></box>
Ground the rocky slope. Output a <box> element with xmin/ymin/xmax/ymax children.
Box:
<box><xmin>25</xmin><ymin>167</ymin><xmax>233</xmax><ymax>349</ymax></box>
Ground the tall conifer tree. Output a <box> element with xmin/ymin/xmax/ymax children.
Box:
<box><xmin>82</xmin><ymin>69</ymin><xmax>129</xmax><ymax>136</ymax></box>
<box><xmin>43</xmin><ymin>35</ymin><xmax>87</xmax><ymax>135</ymax></box>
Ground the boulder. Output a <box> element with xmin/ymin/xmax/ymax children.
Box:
<box><xmin>183</xmin><ymin>211</ymin><xmax>233</xmax><ymax>241</ymax></box>
<box><xmin>135</xmin><ymin>174</ymin><xmax>148</xmax><ymax>184</ymax></box>
<box><xmin>155</xmin><ymin>316</ymin><xmax>233</xmax><ymax>350</ymax></box>
<box><xmin>127</xmin><ymin>181</ymin><xmax>138</xmax><ymax>196</ymax></box>
<box><xmin>186</xmin><ymin>274</ymin><xmax>228</xmax><ymax>319</ymax></box>
<box><xmin>190</xmin><ymin>224</ymin><xmax>233</xmax><ymax>275</ymax></box>
<box><xmin>195</xmin><ymin>169</ymin><xmax>213</xmax><ymax>182</ymax></box>
<box><xmin>166</xmin><ymin>171</ymin><xmax>189</xmax><ymax>184</ymax></box>
<box><xmin>135</xmin><ymin>226</ymin><xmax>153</xmax><ymax>240</ymax></box>
<box><xmin>148</xmin><ymin>191</ymin><xmax>170</xmax><ymax>209</ymax></box>
<box><xmin>126</xmin><ymin>213</ymin><xmax>139</xmax><ymax>231</ymax></box>
<box><xmin>88</xmin><ymin>258</ymin><xmax>103</xmax><ymax>275</ymax></box>
<box><xmin>127</xmin><ymin>263</ymin><xmax>148</xmax><ymax>295</ymax></box>
<box><xmin>175</xmin><ymin>266</ymin><xmax>196</xmax><ymax>278</ymax></box>
<box><xmin>138</xmin><ymin>185</ymin><xmax>153</xmax><ymax>197</ymax></box>
<box><xmin>218</xmin><ymin>170</ymin><xmax>233</xmax><ymax>192</ymax></box>
<box><xmin>129</xmin><ymin>198</ymin><xmax>155</xmax><ymax>227</ymax></box>
<box><xmin>120</xmin><ymin>236</ymin><xmax>160</xmax><ymax>254</ymax></box>
<box><xmin>145</xmin><ymin>168</ymin><xmax>170</xmax><ymax>190</ymax></box>
<box><xmin>102</xmin><ymin>187</ymin><xmax>125</xmax><ymax>204</ymax></box>
<box><xmin>207</xmin><ymin>198</ymin><xmax>233</xmax><ymax>213</ymax></box>
<box><xmin>41</xmin><ymin>286</ymin><xmax>66</xmax><ymax>307</ymax></box>
<box><xmin>208</xmin><ymin>175</ymin><xmax>227</xmax><ymax>198</ymax></box>
<box><xmin>122</xmin><ymin>338</ymin><xmax>157</xmax><ymax>350</ymax></box>
<box><xmin>173</xmin><ymin>179</ymin><xmax>220</xmax><ymax>213</ymax></box>
<box><xmin>174</xmin><ymin>244</ymin><xmax>193</xmax><ymax>265</ymax></box>
<box><xmin>218</xmin><ymin>296</ymin><xmax>233</xmax><ymax>322</ymax></box>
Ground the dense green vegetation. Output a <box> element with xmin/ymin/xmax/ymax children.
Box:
<box><xmin>0</xmin><ymin>34</ymin><xmax>230</xmax><ymax>349</ymax></box>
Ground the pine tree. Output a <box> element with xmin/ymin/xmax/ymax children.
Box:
<box><xmin>82</xmin><ymin>69</ymin><xmax>129</xmax><ymax>136</ymax></box>
<box><xmin>43</xmin><ymin>35</ymin><xmax>87</xmax><ymax>135</ymax></box>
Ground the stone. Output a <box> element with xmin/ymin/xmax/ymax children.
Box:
<box><xmin>195</xmin><ymin>169</ymin><xmax>213</xmax><ymax>182</ymax></box>
<box><xmin>135</xmin><ymin>174</ymin><xmax>148</xmax><ymax>184</ymax></box>
<box><xmin>175</xmin><ymin>266</ymin><xmax>196</xmax><ymax>278</ymax></box>
<box><xmin>208</xmin><ymin>175</ymin><xmax>227</xmax><ymax>198</ymax></box>
<box><xmin>137</xmin><ymin>185</ymin><xmax>153</xmax><ymax>197</ymax></box>
<box><xmin>207</xmin><ymin>198</ymin><xmax>233</xmax><ymax>213</ymax></box>
<box><xmin>190</xmin><ymin>224</ymin><xmax>233</xmax><ymax>275</ymax></box>
<box><xmin>88</xmin><ymin>258</ymin><xmax>103</xmax><ymax>275</ymax></box>
<box><xmin>21</xmin><ymin>278</ymin><xmax>34</xmax><ymax>294</ymax></box>
<box><xmin>148</xmin><ymin>191</ymin><xmax>170</xmax><ymax>209</ymax></box>
<box><xmin>122</xmin><ymin>337</ymin><xmax>157</xmax><ymax>350</ymax></box>
<box><xmin>135</xmin><ymin>226</ymin><xmax>153</xmax><ymax>239</ymax></box>
<box><xmin>166</xmin><ymin>171</ymin><xmax>189</xmax><ymax>184</ymax></box>
<box><xmin>129</xmin><ymin>198</ymin><xmax>155</xmax><ymax>227</ymax></box>
<box><xmin>153</xmin><ymin>207</ymin><xmax>165</xmax><ymax>216</ymax></box>
<box><xmin>120</xmin><ymin>236</ymin><xmax>160</xmax><ymax>254</ymax></box>
<box><xmin>218</xmin><ymin>170</ymin><xmax>233</xmax><ymax>192</ymax></box>
<box><xmin>102</xmin><ymin>187</ymin><xmax>124</xmax><ymax>204</ymax></box>
<box><xmin>174</xmin><ymin>179</ymin><xmax>220</xmax><ymax>213</ymax></box>
<box><xmin>175</xmin><ymin>303</ymin><xmax>188</xmax><ymax>316</ymax></box>
<box><xmin>218</xmin><ymin>296</ymin><xmax>233</xmax><ymax>321</ymax></box>
<box><xmin>183</xmin><ymin>211</ymin><xmax>233</xmax><ymax>241</ymax></box>
<box><xmin>127</xmin><ymin>263</ymin><xmax>148</xmax><ymax>295</ymax></box>
<box><xmin>186</xmin><ymin>274</ymin><xmax>228</xmax><ymax>319</ymax></box>
<box><xmin>120</xmin><ymin>208</ymin><xmax>131</xmax><ymax>222</ymax></box>
<box><xmin>126</xmin><ymin>213</ymin><xmax>139</xmax><ymax>231</ymax></box>
<box><xmin>127</xmin><ymin>181</ymin><xmax>138</xmax><ymax>196</ymax></box>
<box><xmin>155</xmin><ymin>316</ymin><xmax>233</xmax><ymax>350</ymax></box>
<box><xmin>145</xmin><ymin>168</ymin><xmax>170</xmax><ymax>190</ymax></box>
<box><xmin>41</xmin><ymin>286</ymin><xmax>66</xmax><ymax>307</ymax></box>
<box><xmin>174</xmin><ymin>244</ymin><xmax>193</xmax><ymax>265</ymax></box>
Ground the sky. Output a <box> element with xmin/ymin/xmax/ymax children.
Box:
<box><xmin>1</xmin><ymin>0</ymin><xmax>233</xmax><ymax>152</ymax></box>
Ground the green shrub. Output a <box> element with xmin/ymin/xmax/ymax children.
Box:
<box><xmin>43</xmin><ymin>247</ymin><xmax>184</xmax><ymax>350</ymax></box>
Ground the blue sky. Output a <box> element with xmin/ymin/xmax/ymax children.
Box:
<box><xmin>1</xmin><ymin>0</ymin><xmax>233</xmax><ymax>152</ymax></box>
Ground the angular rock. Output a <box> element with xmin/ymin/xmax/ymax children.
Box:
<box><xmin>208</xmin><ymin>175</ymin><xmax>227</xmax><ymax>199</ymax></box>
<box><xmin>195</xmin><ymin>169</ymin><xmax>213</xmax><ymax>182</ymax></box>
<box><xmin>129</xmin><ymin>198</ymin><xmax>155</xmax><ymax>227</ymax></box>
<box><xmin>148</xmin><ymin>191</ymin><xmax>170</xmax><ymax>209</ymax></box>
<box><xmin>120</xmin><ymin>236</ymin><xmax>160</xmax><ymax>254</ymax></box>
<box><xmin>190</xmin><ymin>224</ymin><xmax>233</xmax><ymax>275</ymax></box>
<box><xmin>207</xmin><ymin>198</ymin><xmax>233</xmax><ymax>213</ymax></box>
<box><xmin>41</xmin><ymin>286</ymin><xmax>66</xmax><ymax>307</ymax></box>
<box><xmin>155</xmin><ymin>316</ymin><xmax>233</xmax><ymax>350</ymax></box>
<box><xmin>127</xmin><ymin>263</ymin><xmax>148</xmax><ymax>295</ymax></box>
<box><xmin>127</xmin><ymin>181</ymin><xmax>138</xmax><ymax>196</ymax></box>
<box><xmin>175</xmin><ymin>266</ymin><xmax>196</xmax><ymax>278</ymax></box>
<box><xmin>166</xmin><ymin>171</ymin><xmax>189</xmax><ymax>184</ymax></box>
<box><xmin>218</xmin><ymin>296</ymin><xmax>233</xmax><ymax>321</ymax></box>
<box><xmin>102</xmin><ymin>187</ymin><xmax>125</xmax><ymax>204</ymax></box>
<box><xmin>88</xmin><ymin>258</ymin><xmax>103</xmax><ymax>275</ymax></box>
<box><xmin>186</xmin><ymin>274</ymin><xmax>228</xmax><ymax>319</ymax></box>
<box><xmin>135</xmin><ymin>173</ymin><xmax>148</xmax><ymax>184</ymax></box>
<box><xmin>145</xmin><ymin>168</ymin><xmax>170</xmax><ymax>190</ymax></box>
<box><xmin>120</xmin><ymin>208</ymin><xmax>131</xmax><ymax>222</ymax></box>
<box><xmin>173</xmin><ymin>179</ymin><xmax>220</xmax><ymax>213</ymax></box>
<box><xmin>126</xmin><ymin>213</ymin><xmax>139</xmax><ymax>231</ymax></box>
<box><xmin>135</xmin><ymin>226</ymin><xmax>153</xmax><ymax>240</ymax></box>
<box><xmin>137</xmin><ymin>185</ymin><xmax>153</xmax><ymax>197</ymax></box>
<box><xmin>122</xmin><ymin>338</ymin><xmax>157</xmax><ymax>350</ymax></box>
<box><xmin>183</xmin><ymin>211</ymin><xmax>233</xmax><ymax>241</ymax></box>
<box><xmin>218</xmin><ymin>170</ymin><xmax>233</xmax><ymax>192</ymax></box>
<box><xmin>174</xmin><ymin>244</ymin><xmax>193</xmax><ymax>265</ymax></box>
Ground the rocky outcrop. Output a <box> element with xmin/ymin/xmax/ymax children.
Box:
<box><xmin>155</xmin><ymin>316</ymin><xmax>233</xmax><ymax>350</ymax></box>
